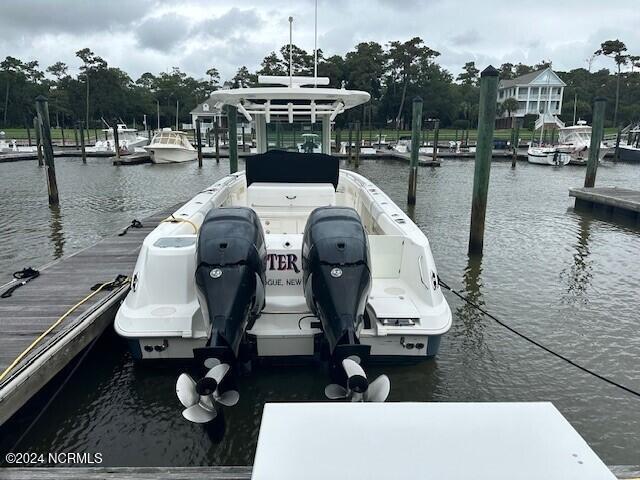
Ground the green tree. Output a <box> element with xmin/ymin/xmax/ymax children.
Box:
<box><xmin>257</xmin><ymin>52</ymin><xmax>286</xmax><ymax>77</ymax></box>
<box><xmin>457</xmin><ymin>61</ymin><xmax>479</xmax><ymax>86</ymax></box>
<box><xmin>595</xmin><ymin>39</ymin><xmax>628</xmax><ymax>126</ymax></box>
<box><xmin>387</xmin><ymin>37</ymin><xmax>439</xmax><ymax>128</ymax></box>
<box><xmin>231</xmin><ymin>66</ymin><xmax>256</xmax><ymax>88</ymax></box>
<box><xmin>75</xmin><ymin>48</ymin><xmax>107</xmax><ymax>128</ymax></box>
<box><xmin>501</xmin><ymin>97</ymin><xmax>519</xmax><ymax>133</ymax></box>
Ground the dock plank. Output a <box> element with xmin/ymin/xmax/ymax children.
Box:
<box><xmin>569</xmin><ymin>187</ymin><xmax>640</xmax><ymax>214</ymax></box>
<box><xmin>0</xmin><ymin>202</ymin><xmax>184</xmax><ymax>425</ymax></box>
<box><xmin>0</xmin><ymin>466</ymin><xmax>252</xmax><ymax>479</ymax></box>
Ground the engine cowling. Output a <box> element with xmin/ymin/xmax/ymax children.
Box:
<box><xmin>302</xmin><ymin>207</ymin><xmax>372</xmax><ymax>358</ymax></box>
<box><xmin>194</xmin><ymin>207</ymin><xmax>266</xmax><ymax>361</ymax></box>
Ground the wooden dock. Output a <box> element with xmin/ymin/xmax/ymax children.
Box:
<box><xmin>0</xmin><ymin>464</ymin><xmax>637</xmax><ymax>479</ymax></box>
<box><xmin>0</xmin><ymin>467</ymin><xmax>252</xmax><ymax>479</ymax></box>
<box><xmin>0</xmin><ymin>205</ymin><xmax>180</xmax><ymax>426</ymax></box>
<box><xmin>570</xmin><ymin>187</ymin><xmax>640</xmax><ymax>223</ymax></box>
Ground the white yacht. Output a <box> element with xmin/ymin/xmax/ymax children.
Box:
<box><xmin>114</xmin><ymin>76</ymin><xmax>452</xmax><ymax>421</ymax></box>
<box><xmin>93</xmin><ymin>124</ymin><xmax>148</xmax><ymax>153</ymax></box>
<box><xmin>556</xmin><ymin>120</ymin><xmax>611</xmax><ymax>164</ymax></box>
<box><xmin>145</xmin><ymin>129</ymin><xmax>197</xmax><ymax>164</ymax></box>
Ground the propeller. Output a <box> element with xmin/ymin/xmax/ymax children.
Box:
<box><xmin>325</xmin><ymin>357</ymin><xmax>390</xmax><ymax>402</ymax></box>
<box><xmin>176</xmin><ymin>360</ymin><xmax>240</xmax><ymax>423</ymax></box>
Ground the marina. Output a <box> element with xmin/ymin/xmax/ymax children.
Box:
<box><xmin>0</xmin><ymin>155</ymin><xmax>639</xmax><ymax>470</ymax></box>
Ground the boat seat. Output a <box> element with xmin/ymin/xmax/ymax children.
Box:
<box><xmin>247</xmin><ymin>183</ymin><xmax>336</xmax><ymax>234</ymax></box>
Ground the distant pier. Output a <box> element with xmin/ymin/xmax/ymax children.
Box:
<box><xmin>570</xmin><ymin>187</ymin><xmax>640</xmax><ymax>224</ymax></box>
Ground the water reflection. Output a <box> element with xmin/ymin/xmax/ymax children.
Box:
<box><xmin>561</xmin><ymin>216</ymin><xmax>593</xmax><ymax>304</ymax></box>
<box><xmin>48</xmin><ymin>204</ymin><xmax>65</xmax><ymax>259</ymax></box>
<box><xmin>452</xmin><ymin>254</ymin><xmax>489</xmax><ymax>353</ymax></box>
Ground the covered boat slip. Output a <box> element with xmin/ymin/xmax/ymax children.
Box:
<box><xmin>115</xmin><ymin>151</ymin><xmax>450</xmax><ymax>359</ymax></box>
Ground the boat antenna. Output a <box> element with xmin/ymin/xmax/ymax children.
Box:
<box><xmin>314</xmin><ymin>0</ymin><xmax>318</xmax><ymax>86</ymax></box>
<box><xmin>288</xmin><ymin>16</ymin><xmax>293</xmax><ymax>87</ymax></box>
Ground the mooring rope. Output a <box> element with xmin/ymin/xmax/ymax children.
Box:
<box><xmin>161</xmin><ymin>214</ymin><xmax>198</xmax><ymax>233</ymax></box>
<box><xmin>438</xmin><ymin>277</ymin><xmax>640</xmax><ymax>399</ymax></box>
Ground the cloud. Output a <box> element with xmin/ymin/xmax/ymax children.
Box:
<box><xmin>135</xmin><ymin>13</ymin><xmax>192</xmax><ymax>52</ymax></box>
<box><xmin>0</xmin><ymin>0</ymin><xmax>638</xmax><ymax>83</ymax></box>
<box><xmin>0</xmin><ymin>0</ymin><xmax>151</xmax><ymax>35</ymax></box>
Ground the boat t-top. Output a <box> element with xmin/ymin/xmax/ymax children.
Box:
<box><xmin>114</xmin><ymin>75</ymin><xmax>452</xmax><ymax>422</ymax></box>
<box><xmin>93</xmin><ymin>123</ymin><xmax>148</xmax><ymax>153</ymax></box>
<box><xmin>145</xmin><ymin>128</ymin><xmax>197</xmax><ymax>164</ymax></box>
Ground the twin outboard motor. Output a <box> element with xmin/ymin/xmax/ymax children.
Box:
<box><xmin>302</xmin><ymin>207</ymin><xmax>372</xmax><ymax>360</ymax></box>
<box><xmin>194</xmin><ymin>207</ymin><xmax>266</xmax><ymax>362</ymax></box>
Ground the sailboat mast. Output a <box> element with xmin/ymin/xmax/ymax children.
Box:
<box><xmin>288</xmin><ymin>16</ymin><xmax>293</xmax><ymax>88</ymax></box>
<box><xmin>314</xmin><ymin>0</ymin><xmax>318</xmax><ymax>86</ymax></box>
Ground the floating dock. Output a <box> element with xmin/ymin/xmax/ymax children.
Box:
<box><xmin>570</xmin><ymin>187</ymin><xmax>640</xmax><ymax>223</ymax></box>
<box><xmin>0</xmin><ymin>205</ymin><xmax>180</xmax><ymax>426</ymax></box>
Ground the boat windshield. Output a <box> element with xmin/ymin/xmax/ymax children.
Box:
<box><xmin>267</xmin><ymin>121</ymin><xmax>323</xmax><ymax>153</ymax></box>
<box><xmin>152</xmin><ymin>131</ymin><xmax>191</xmax><ymax>147</ymax></box>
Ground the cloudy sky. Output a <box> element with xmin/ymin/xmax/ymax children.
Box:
<box><xmin>1</xmin><ymin>0</ymin><xmax>638</xmax><ymax>82</ymax></box>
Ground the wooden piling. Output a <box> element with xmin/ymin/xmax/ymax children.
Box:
<box><xmin>335</xmin><ymin>128</ymin><xmax>341</xmax><ymax>154</ymax></box>
<box><xmin>241</xmin><ymin>125</ymin><xmax>246</xmax><ymax>152</ymax></box>
<box><xmin>408</xmin><ymin>96</ymin><xmax>423</xmax><ymax>206</ymax></box>
<box><xmin>584</xmin><ymin>97</ymin><xmax>606</xmax><ymax>188</ymax></box>
<box><xmin>26</xmin><ymin>121</ymin><xmax>32</xmax><ymax>147</ymax></box>
<box><xmin>614</xmin><ymin>125</ymin><xmax>622</xmax><ymax>162</ymax></box>
<box><xmin>60</xmin><ymin>124</ymin><xmax>65</xmax><ymax>146</ymax></box>
<box><xmin>228</xmin><ymin>105</ymin><xmax>238</xmax><ymax>174</ymax></box>
<box><xmin>35</xmin><ymin>96</ymin><xmax>59</xmax><ymax>205</ymax></box>
<box><xmin>432</xmin><ymin>120</ymin><xmax>440</xmax><ymax>163</ymax></box>
<box><xmin>214</xmin><ymin>123</ymin><xmax>220</xmax><ymax>164</ymax></box>
<box><xmin>33</xmin><ymin>116</ymin><xmax>43</xmax><ymax>167</ymax></box>
<box><xmin>347</xmin><ymin>123</ymin><xmax>353</xmax><ymax>163</ymax></box>
<box><xmin>112</xmin><ymin>122</ymin><xmax>120</xmax><ymax>160</ymax></box>
<box><xmin>73</xmin><ymin>124</ymin><xmax>79</xmax><ymax>148</ymax></box>
<box><xmin>195</xmin><ymin>118</ymin><xmax>203</xmax><ymax>168</ymax></box>
<box><xmin>378</xmin><ymin>127</ymin><xmax>382</xmax><ymax>149</ymax></box>
<box><xmin>354</xmin><ymin>120</ymin><xmax>361</xmax><ymax>167</ymax></box>
<box><xmin>468</xmin><ymin>66</ymin><xmax>499</xmax><ymax>255</ymax></box>
<box><xmin>78</xmin><ymin>121</ymin><xmax>87</xmax><ymax>164</ymax></box>
<box><xmin>512</xmin><ymin>117</ymin><xmax>520</xmax><ymax>168</ymax></box>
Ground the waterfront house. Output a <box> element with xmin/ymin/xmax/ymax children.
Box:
<box><xmin>497</xmin><ymin>67</ymin><xmax>565</xmax><ymax>127</ymax></box>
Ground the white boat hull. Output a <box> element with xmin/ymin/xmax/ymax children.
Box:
<box><xmin>146</xmin><ymin>146</ymin><xmax>197</xmax><ymax>164</ymax></box>
<box><xmin>114</xmin><ymin>169</ymin><xmax>452</xmax><ymax>361</ymax></box>
<box><xmin>527</xmin><ymin>148</ymin><xmax>570</xmax><ymax>166</ymax></box>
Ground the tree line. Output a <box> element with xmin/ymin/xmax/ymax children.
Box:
<box><xmin>0</xmin><ymin>37</ymin><xmax>638</xmax><ymax>131</ymax></box>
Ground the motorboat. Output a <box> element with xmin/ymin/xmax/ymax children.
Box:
<box><xmin>527</xmin><ymin>146</ymin><xmax>570</xmax><ymax>166</ymax></box>
<box><xmin>145</xmin><ymin>129</ymin><xmax>197</xmax><ymax>164</ymax></box>
<box><xmin>617</xmin><ymin>128</ymin><xmax>640</xmax><ymax>162</ymax></box>
<box><xmin>92</xmin><ymin>123</ymin><xmax>148</xmax><ymax>153</ymax></box>
<box><xmin>556</xmin><ymin>120</ymin><xmax>611</xmax><ymax>165</ymax></box>
<box><xmin>114</xmin><ymin>75</ymin><xmax>452</xmax><ymax>421</ymax></box>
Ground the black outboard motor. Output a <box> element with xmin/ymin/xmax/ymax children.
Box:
<box><xmin>302</xmin><ymin>207</ymin><xmax>372</xmax><ymax>360</ymax></box>
<box><xmin>194</xmin><ymin>207</ymin><xmax>266</xmax><ymax>362</ymax></box>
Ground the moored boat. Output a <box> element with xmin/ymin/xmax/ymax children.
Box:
<box><xmin>527</xmin><ymin>146</ymin><xmax>570</xmax><ymax>165</ymax></box>
<box><xmin>556</xmin><ymin>120</ymin><xmax>611</xmax><ymax>164</ymax></box>
<box><xmin>92</xmin><ymin>123</ymin><xmax>148</xmax><ymax>153</ymax></box>
<box><xmin>145</xmin><ymin>129</ymin><xmax>197</xmax><ymax>164</ymax></box>
<box><xmin>115</xmin><ymin>75</ymin><xmax>452</xmax><ymax>419</ymax></box>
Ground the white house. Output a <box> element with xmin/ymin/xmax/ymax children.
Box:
<box><xmin>497</xmin><ymin>68</ymin><xmax>565</xmax><ymax>127</ymax></box>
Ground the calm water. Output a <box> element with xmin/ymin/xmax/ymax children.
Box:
<box><xmin>0</xmin><ymin>156</ymin><xmax>639</xmax><ymax>466</ymax></box>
